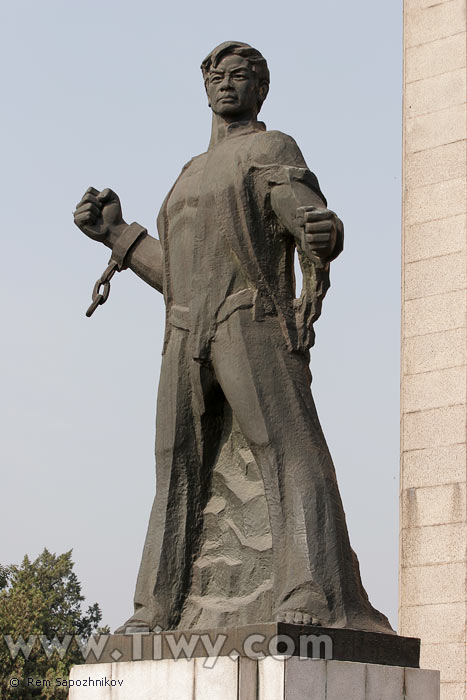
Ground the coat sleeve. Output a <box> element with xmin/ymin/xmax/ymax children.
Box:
<box><xmin>248</xmin><ymin>130</ymin><xmax>341</xmax><ymax>349</ymax></box>
<box><xmin>249</xmin><ymin>131</ymin><xmax>343</xmax><ymax>262</ymax></box>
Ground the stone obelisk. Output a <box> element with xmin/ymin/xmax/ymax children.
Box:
<box><xmin>400</xmin><ymin>1</ymin><xmax>467</xmax><ymax>698</ymax></box>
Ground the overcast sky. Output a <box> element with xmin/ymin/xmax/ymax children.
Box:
<box><xmin>1</xmin><ymin>0</ymin><xmax>402</xmax><ymax>631</ymax></box>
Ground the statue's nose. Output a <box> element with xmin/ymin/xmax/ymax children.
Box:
<box><xmin>219</xmin><ymin>76</ymin><xmax>233</xmax><ymax>90</ymax></box>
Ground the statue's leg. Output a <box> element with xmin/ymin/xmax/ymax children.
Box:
<box><xmin>211</xmin><ymin>309</ymin><xmax>392</xmax><ymax>633</ymax></box>
<box><xmin>121</xmin><ymin>328</ymin><xmax>219</xmax><ymax>631</ymax></box>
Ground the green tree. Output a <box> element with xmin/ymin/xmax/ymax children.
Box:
<box><xmin>0</xmin><ymin>549</ymin><xmax>107</xmax><ymax>699</ymax></box>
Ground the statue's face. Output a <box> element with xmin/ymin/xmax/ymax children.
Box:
<box><xmin>206</xmin><ymin>54</ymin><xmax>260</xmax><ymax>118</ymax></box>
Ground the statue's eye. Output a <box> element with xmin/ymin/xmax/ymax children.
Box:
<box><xmin>210</xmin><ymin>75</ymin><xmax>222</xmax><ymax>83</ymax></box>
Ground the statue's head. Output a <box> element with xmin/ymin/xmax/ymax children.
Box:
<box><xmin>201</xmin><ymin>41</ymin><xmax>270</xmax><ymax>119</ymax></box>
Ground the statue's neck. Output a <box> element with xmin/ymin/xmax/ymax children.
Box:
<box><xmin>208</xmin><ymin>111</ymin><xmax>260</xmax><ymax>148</ymax></box>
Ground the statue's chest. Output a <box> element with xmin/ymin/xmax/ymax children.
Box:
<box><xmin>166</xmin><ymin>158</ymin><xmax>206</xmax><ymax>226</ymax></box>
<box><xmin>168</xmin><ymin>138</ymin><xmax>249</xmax><ymax>215</ymax></box>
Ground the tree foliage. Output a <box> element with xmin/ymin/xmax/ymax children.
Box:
<box><xmin>0</xmin><ymin>549</ymin><xmax>107</xmax><ymax>699</ymax></box>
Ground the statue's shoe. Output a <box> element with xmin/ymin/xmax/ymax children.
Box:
<box><xmin>275</xmin><ymin>611</ymin><xmax>321</xmax><ymax>625</ymax></box>
<box><xmin>114</xmin><ymin>617</ymin><xmax>151</xmax><ymax>634</ymax></box>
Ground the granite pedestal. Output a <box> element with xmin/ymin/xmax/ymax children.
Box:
<box><xmin>68</xmin><ymin>625</ymin><xmax>440</xmax><ymax>699</ymax></box>
<box><xmin>69</xmin><ymin>656</ymin><xmax>439</xmax><ymax>700</ymax></box>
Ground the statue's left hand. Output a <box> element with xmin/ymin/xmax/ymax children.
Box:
<box><xmin>296</xmin><ymin>206</ymin><xmax>342</xmax><ymax>259</ymax></box>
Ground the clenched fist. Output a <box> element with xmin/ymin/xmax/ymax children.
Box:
<box><xmin>73</xmin><ymin>187</ymin><xmax>127</xmax><ymax>245</ymax></box>
<box><xmin>296</xmin><ymin>206</ymin><xmax>342</xmax><ymax>260</ymax></box>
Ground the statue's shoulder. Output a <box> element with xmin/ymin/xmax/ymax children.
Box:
<box><xmin>181</xmin><ymin>151</ymin><xmax>208</xmax><ymax>173</ymax></box>
<box><xmin>249</xmin><ymin>129</ymin><xmax>307</xmax><ymax>167</ymax></box>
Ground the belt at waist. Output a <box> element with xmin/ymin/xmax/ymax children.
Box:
<box><xmin>168</xmin><ymin>288</ymin><xmax>256</xmax><ymax>331</ymax></box>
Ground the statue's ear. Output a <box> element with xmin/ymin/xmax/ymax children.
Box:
<box><xmin>259</xmin><ymin>81</ymin><xmax>269</xmax><ymax>104</ymax></box>
<box><xmin>204</xmin><ymin>79</ymin><xmax>212</xmax><ymax>108</ymax></box>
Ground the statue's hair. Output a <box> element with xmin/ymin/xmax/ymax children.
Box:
<box><xmin>201</xmin><ymin>41</ymin><xmax>270</xmax><ymax>109</ymax></box>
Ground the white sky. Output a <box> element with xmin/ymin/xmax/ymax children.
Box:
<box><xmin>0</xmin><ymin>0</ymin><xmax>402</xmax><ymax>631</ymax></box>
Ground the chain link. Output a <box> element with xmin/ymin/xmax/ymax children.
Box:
<box><xmin>86</xmin><ymin>260</ymin><xmax>119</xmax><ymax>317</ymax></box>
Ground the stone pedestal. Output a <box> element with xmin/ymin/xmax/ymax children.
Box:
<box><xmin>68</xmin><ymin>657</ymin><xmax>439</xmax><ymax>700</ymax></box>
<box><xmin>67</xmin><ymin>626</ymin><xmax>439</xmax><ymax>698</ymax></box>
<box><xmin>75</xmin><ymin>624</ymin><xmax>420</xmax><ymax>667</ymax></box>
<box><xmin>400</xmin><ymin>1</ymin><xmax>467</xmax><ymax>698</ymax></box>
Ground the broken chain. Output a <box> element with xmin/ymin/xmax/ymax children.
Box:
<box><xmin>86</xmin><ymin>260</ymin><xmax>119</xmax><ymax>318</ymax></box>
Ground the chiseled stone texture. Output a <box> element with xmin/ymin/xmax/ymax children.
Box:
<box><xmin>258</xmin><ymin>656</ymin><xmax>284</xmax><ymax>700</ymax></box>
<box><xmin>404</xmin><ymin>668</ymin><xmax>441</xmax><ymax>700</ymax></box>
<box><xmin>400</xmin><ymin>601</ymin><xmax>466</xmax><ymax>644</ymax></box>
<box><xmin>69</xmin><ymin>663</ymin><xmax>112</xmax><ymax>700</ymax></box>
<box><xmin>405</xmin><ymin>177</ymin><xmax>466</xmax><ymax>225</ymax></box>
<box><xmin>111</xmin><ymin>659</ymin><xmax>195</xmax><ymax>700</ymax></box>
<box><xmin>69</xmin><ymin>658</ymin><xmax>440</xmax><ymax>699</ymax></box>
<box><xmin>401</xmin><ymin>482</ymin><xmax>466</xmax><ymax>527</ymax></box>
<box><xmin>400</xmin><ymin>562</ymin><xmax>467</xmax><ymax>607</ymax></box>
<box><xmin>402</xmin><ymin>404</ymin><xmax>466</xmax><ymax>451</ymax></box>
<box><xmin>401</xmin><ymin>1</ymin><xmax>467</xmax><ymax>697</ymax></box>
<box><xmin>421</xmin><ymin>643</ymin><xmax>466</xmax><ymax>684</ymax></box>
<box><xmin>405</xmin><ymin>140</ymin><xmax>467</xmax><ymax>190</ymax></box>
<box><xmin>406</xmin><ymin>32</ymin><xmax>467</xmax><ymax>83</ymax></box>
<box><xmin>365</xmin><ymin>664</ymin><xmax>404</xmax><ymax>700</ymax></box>
<box><xmin>284</xmin><ymin>658</ymin><xmax>326</xmax><ymax>700</ymax></box>
<box><xmin>403</xmin><ymin>289</ymin><xmax>466</xmax><ymax>338</ymax></box>
<box><xmin>405</xmin><ymin>251</ymin><xmax>466</xmax><ymax>300</ymax></box>
<box><xmin>439</xmin><ymin>683</ymin><xmax>466</xmax><ymax>700</ymax></box>
<box><xmin>401</xmin><ymin>444</ymin><xmax>466</xmax><ymax>489</ymax></box>
<box><xmin>405</xmin><ymin>0</ymin><xmax>466</xmax><ymax>47</ymax></box>
<box><xmin>238</xmin><ymin>657</ymin><xmax>256</xmax><ymax>699</ymax></box>
<box><xmin>404</xmin><ymin>215</ymin><xmax>466</xmax><ymax>264</ymax></box>
<box><xmin>406</xmin><ymin>103</ymin><xmax>466</xmax><ymax>153</ymax></box>
<box><xmin>194</xmin><ymin>656</ymin><xmax>238</xmax><ymax>700</ymax></box>
<box><xmin>324</xmin><ymin>660</ymin><xmax>366</xmax><ymax>699</ymax></box>
<box><xmin>402</xmin><ymin>365</ymin><xmax>466</xmax><ymax>412</ymax></box>
<box><xmin>405</xmin><ymin>67</ymin><xmax>466</xmax><ymax>118</ymax></box>
<box><xmin>401</xmin><ymin>521</ymin><xmax>466</xmax><ymax>566</ymax></box>
<box><xmin>403</xmin><ymin>327</ymin><xmax>466</xmax><ymax>375</ymax></box>
<box><xmin>406</xmin><ymin>0</ymin><xmax>457</xmax><ymax>9</ymax></box>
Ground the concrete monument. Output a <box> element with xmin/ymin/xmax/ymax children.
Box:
<box><xmin>400</xmin><ymin>1</ymin><xmax>467</xmax><ymax>698</ymax></box>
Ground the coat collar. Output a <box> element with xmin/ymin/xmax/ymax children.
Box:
<box><xmin>208</xmin><ymin>120</ymin><xmax>266</xmax><ymax>149</ymax></box>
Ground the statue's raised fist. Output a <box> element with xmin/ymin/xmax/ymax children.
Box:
<box><xmin>296</xmin><ymin>205</ymin><xmax>341</xmax><ymax>260</ymax></box>
<box><xmin>73</xmin><ymin>187</ymin><xmax>127</xmax><ymax>244</ymax></box>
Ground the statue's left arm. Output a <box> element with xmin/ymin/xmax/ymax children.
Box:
<box><xmin>271</xmin><ymin>180</ymin><xmax>343</xmax><ymax>263</ymax></box>
<box><xmin>254</xmin><ymin>131</ymin><xmax>344</xmax><ymax>263</ymax></box>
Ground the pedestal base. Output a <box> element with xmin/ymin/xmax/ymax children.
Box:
<box><xmin>69</xmin><ymin>657</ymin><xmax>440</xmax><ymax>699</ymax></box>
<box><xmin>79</xmin><ymin>623</ymin><xmax>420</xmax><ymax>667</ymax></box>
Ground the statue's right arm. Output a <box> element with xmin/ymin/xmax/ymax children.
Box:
<box><xmin>73</xmin><ymin>186</ymin><xmax>163</xmax><ymax>294</ymax></box>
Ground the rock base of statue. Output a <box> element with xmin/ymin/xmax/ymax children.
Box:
<box><xmin>68</xmin><ymin>624</ymin><xmax>439</xmax><ymax>699</ymax></box>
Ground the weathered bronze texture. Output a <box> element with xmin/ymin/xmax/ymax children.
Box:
<box><xmin>74</xmin><ymin>41</ymin><xmax>392</xmax><ymax>635</ymax></box>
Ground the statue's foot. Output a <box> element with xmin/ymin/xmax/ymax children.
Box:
<box><xmin>114</xmin><ymin>616</ymin><xmax>151</xmax><ymax>635</ymax></box>
<box><xmin>275</xmin><ymin>611</ymin><xmax>321</xmax><ymax>625</ymax></box>
<box><xmin>274</xmin><ymin>584</ymin><xmax>329</xmax><ymax>626</ymax></box>
<box><xmin>114</xmin><ymin>604</ymin><xmax>170</xmax><ymax>634</ymax></box>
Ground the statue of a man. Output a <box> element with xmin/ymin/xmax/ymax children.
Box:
<box><xmin>74</xmin><ymin>41</ymin><xmax>391</xmax><ymax>634</ymax></box>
